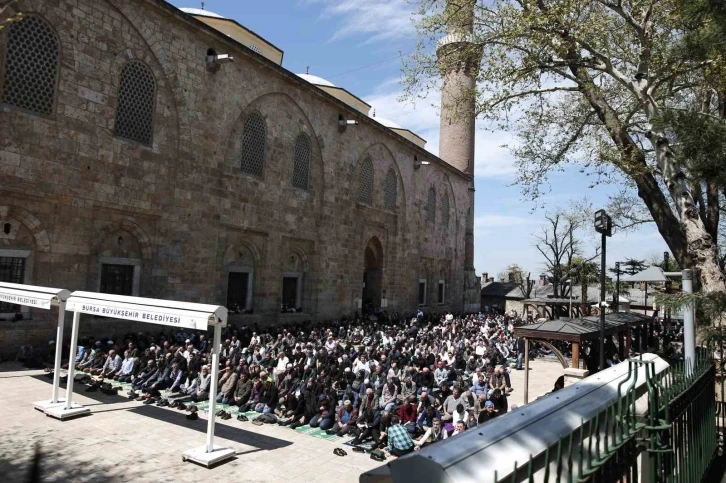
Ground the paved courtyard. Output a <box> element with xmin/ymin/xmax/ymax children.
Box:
<box><xmin>0</xmin><ymin>359</ymin><xmax>565</xmax><ymax>483</ymax></box>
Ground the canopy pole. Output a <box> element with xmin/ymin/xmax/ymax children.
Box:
<box><xmin>65</xmin><ymin>311</ymin><xmax>80</xmax><ymax>410</ymax></box>
<box><xmin>50</xmin><ymin>302</ymin><xmax>66</xmax><ymax>403</ymax></box>
<box><xmin>524</xmin><ymin>337</ymin><xmax>530</xmax><ymax>405</ymax></box>
<box><xmin>206</xmin><ymin>323</ymin><xmax>222</xmax><ymax>453</ymax></box>
<box><xmin>682</xmin><ymin>269</ymin><xmax>695</xmax><ymax>376</ymax></box>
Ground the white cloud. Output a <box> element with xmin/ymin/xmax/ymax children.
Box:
<box><xmin>302</xmin><ymin>0</ymin><xmax>416</xmax><ymax>43</ymax></box>
<box><xmin>364</xmin><ymin>81</ymin><xmax>519</xmax><ymax>178</ymax></box>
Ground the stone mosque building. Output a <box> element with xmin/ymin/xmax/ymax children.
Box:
<box><xmin>0</xmin><ymin>0</ymin><xmax>481</xmax><ymax>348</ymax></box>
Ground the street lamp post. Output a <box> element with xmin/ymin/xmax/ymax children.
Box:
<box><xmin>615</xmin><ymin>261</ymin><xmax>620</xmax><ymax>313</ymax></box>
<box><xmin>566</xmin><ymin>279</ymin><xmax>572</xmax><ymax>318</ymax></box>
<box><xmin>594</xmin><ymin>209</ymin><xmax>613</xmax><ymax>371</ymax></box>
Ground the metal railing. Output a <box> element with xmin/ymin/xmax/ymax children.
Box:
<box><xmin>494</xmin><ymin>353</ymin><xmax>718</xmax><ymax>483</ymax></box>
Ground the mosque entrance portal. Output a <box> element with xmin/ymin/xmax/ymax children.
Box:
<box><xmin>362</xmin><ymin>237</ymin><xmax>383</xmax><ymax>310</ymax></box>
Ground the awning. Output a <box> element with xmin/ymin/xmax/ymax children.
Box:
<box><xmin>0</xmin><ymin>282</ymin><xmax>70</xmax><ymax>309</ymax></box>
<box><xmin>513</xmin><ymin>312</ymin><xmax>650</xmax><ymax>343</ymax></box>
<box><xmin>66</xmin><ymin>291</ymin><xmax>227</xmax><ymax>331</ymax></box>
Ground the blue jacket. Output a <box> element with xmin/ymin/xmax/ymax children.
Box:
<box><xmin>470</xmin><ymin>379</ymin><xmax>489</xmax><ymax>397</ymax></box>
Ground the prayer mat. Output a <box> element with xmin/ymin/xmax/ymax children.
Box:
<box><xmin>292</xmin><ymin>424</ymin><xmax>344</xmax><ymax>442</ymax></box>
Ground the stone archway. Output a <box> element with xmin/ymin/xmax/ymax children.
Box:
<box><xmin>362</xmin><ymin>237</ymin><xmax>384</xmax><ymax>310</ymax></box>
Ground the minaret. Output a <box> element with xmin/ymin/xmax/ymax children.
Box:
<box><xmin>437</xmin><ymin>0</ymin><xmax>482</xmax><ymax>310</ymax></box>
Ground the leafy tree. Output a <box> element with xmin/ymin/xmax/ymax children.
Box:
<box><xmin>621</xmin><ymin>258</ymin><xmax>647</xmax><ymax>276</ymax></box>
<box><xmin>571</xmin><ymin>256</ymin><xmax>600</xmax><ymax>316</ymax></box>
<box><xmin>405</xmin><ymin>0</ymin><xmax>726</xmax><ymax>297</ymax></box>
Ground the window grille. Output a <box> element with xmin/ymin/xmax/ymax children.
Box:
<box><xmin>100</xmin><ymin>264</ymin><xmax>134</xmax><ymax>296</ymax></box>
<box><xmin>358</xmin><ymin>158</ymin><xmax>373</xmax><ymax>205</ymax></box>
<box><xmin>0</xmin><ymin>257</ymin><xmax>25</xmax><ymax>312</ymax></box>
<box><xmin>249</xmin><ymin>44</ymin><xmax>262</xmax><ymax>54</ymax></box>
<box><xmin>427</xmin><ymin>187</ymin><xmax>436</xmax><ymax>224</ymax></box>
<box><xmin>1</xmin><ymin>16</ymin><xmax>59</xmax><ymax>115</ymax></box>
<box><xmin>114</xmin><ymin>62</ymin><xmax>156</xmax><ymax>145</ymax></box>
<box><xmin>441</xmin><ymin>193</ymin><xmax>450</xmax><ymax>227</ymax></box>
<box><xmin>292</xmin><ymin>133</ymin><xmax>311</xmax><ymax>190</ymax></box>
<box><xmin>384</xmin><ymin>169</ymin><xmax>397</xmax><ymax>211</ymax></box>
<box><xmin>240</xmin><ymin>112</ymin><xmax>266</xmax><ymax>176</ymax></box>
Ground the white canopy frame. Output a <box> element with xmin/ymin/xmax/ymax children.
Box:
<box><xmin>0</xmin><ymin>282</ymin><xmax>71</xmax><ymax>410</ymax></box>
<box><xmin>53</xmin><ymin>291</ymin><xmax>233</xmax><ymax>466</ymax></box>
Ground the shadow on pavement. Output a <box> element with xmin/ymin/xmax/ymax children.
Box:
<box><xmin>128</xmin><ymin>404</ymin><xmax>293</xmax><ymax>450</ymax></box>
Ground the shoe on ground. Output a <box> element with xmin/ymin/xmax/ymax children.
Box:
<box><xmin>135</xmin><ymin>396</ymin><xmax>146</xmax><ymax>402</ymax></box>
<box><xmin>237</xmin><ymin>414</ymin><xmax>248</xmax><ymax>422</ymax></box>
<box><xmin>215</xmin><ymin>409</ymin><xmax>225</xmax><ymax>417</ymax></box>
<box><xmin>325</xmin><ymin>429</ymin><xmax>336</xmax><ymax>435</ymax></box>
<box><xmin>128</xmin><ymin>391</ymin><xmax>138</xmax><ymax>399</ymax></box>
<box><xmin>186</xmin><ymin>412</ymin><xmax>198</xmax><ymax>421</ymax></box>
<box><xmin>177</xmin><ymin>403</ymin><xmax>187</xmax><ymax>411</ymax></box>
<box><xmin>251</xmin><ymin>419</ymin><xmax>264</xmax><ymax>426</ymax></box>
<box><xmin>143</xmin><ymin>398</ymin><xmax>155</xmax><ymax>405</ymax></box>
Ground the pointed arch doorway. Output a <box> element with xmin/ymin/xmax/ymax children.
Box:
<box><xmin>362</xmin><ymin>237</ymin><xmax>384</xmax><ymax>310</ymax></box>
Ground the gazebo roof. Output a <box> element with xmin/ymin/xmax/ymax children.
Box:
<box><xmin>622</xmin><ymin>265</ymin><xmax>667</xmax><ymax>282</ymax></box>
<box><xmin>514</xmin><ymin>312</ymin><xmax>650</xmax><ymax>343</ymax></box>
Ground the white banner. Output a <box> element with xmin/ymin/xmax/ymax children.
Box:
<box><xmin>66</xmin><ymin>299</ymin><xmax>209</xmax><ymax>330</ymax></box>
<box><xmin>0</xmin><ymin>291</ymin><xmax>52</xmax><ymax>310</ymax></box>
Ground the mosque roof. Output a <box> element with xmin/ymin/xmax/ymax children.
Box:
<box><xmin>179</xmin><ymin>8</ymin><xmax>225</xmax><ymax>19</ymax></box>
<box><xmin>371</xmin><ymin>116</ymin><xmax>403</xmax><ymax>130</ymax></box>
<box><xmin>296</xmin><ymin>74</ymin><xmax>336</xmax><ymax>88</ymax></box>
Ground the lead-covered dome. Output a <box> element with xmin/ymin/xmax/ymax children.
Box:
<box><xmin>179</xmin><ymin>8</ymin><xmax>225</xmax><ymax>18</ymax></box>
<box><xmin>296</xmin><ymin>74</ymin><xmax>336</xmax><ymax>88</ymax></box>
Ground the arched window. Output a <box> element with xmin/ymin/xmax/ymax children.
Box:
<box><xmin>357</xmin><ymin>158</ymin><xmax>373</xmax><ymax>205</ymax></box>
<box><xmin>292</xmin><ymin>133</ymin><xmax>311</xmax><ymax>190</ymax></box>
<box><xmin>1</xmin><ymin>15</ymin><xmax>59</xmax><ymax>115</ymax></box>
<box><xmin>426</xmin><ymin>187</ymin><xmax>436</xmax><ymax>224</ymax></box>
<box><xmin>441</xmin><ymin>193</ymin><xmax>450</xmax><ymax>227</ymax></box>
<box><xmin>114</xmin><ymin>61</ymin><xmax>156</xmax><ymax>145</ymax></box>
<box><xmin>384</xmin><ymin>168</ymin><xmax>397</xmax><ymax>211</ymax></box>
<box><xmin>240</xmin><ymin>112</ymin><xmax>266</xmax><ymax>176</ymax></box>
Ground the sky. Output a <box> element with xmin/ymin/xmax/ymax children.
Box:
<box><xmin>168</xmin><ymin>0</ymin><xmax>671</xmax><ymax>277</ymax></box>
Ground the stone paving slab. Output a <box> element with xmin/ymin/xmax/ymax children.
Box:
<box><xmin>0</xmin><ymin>359</ymin><xmax>564</xmax><ymax>482</ymax></box>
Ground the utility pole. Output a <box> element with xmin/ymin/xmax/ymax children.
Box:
<box><xmin>594</xmin><ymin>210</ymin><xmax>612</xmax><ymax>371</ymax></box>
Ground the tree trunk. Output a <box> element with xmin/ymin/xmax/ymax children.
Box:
<box><xmin>643</xmin><ymin>95</ymin><xmax>726</xmax><ymax>294</ymax></box>
<box><xmin>580</xmin><ymin>274</ymin><xmax>588</xmax><ymax>317</ymax></box>
<box><xmin>568</xmin><ymin>58</ymin><xmax>726</xmax><ymax>297</ymax></box>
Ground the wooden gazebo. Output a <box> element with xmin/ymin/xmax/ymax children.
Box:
<box><xmin>514</xmin><ymin>312</ymin><xmax>650</xmax><ymax>403</ymax></box>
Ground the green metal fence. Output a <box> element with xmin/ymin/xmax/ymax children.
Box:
<box><xmin>495</xmin><ymin>353</ymin><xmax>718</xmax><ymax>483</ymax></box>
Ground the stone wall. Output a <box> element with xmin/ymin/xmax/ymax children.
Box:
<box><xmin>0</xmin><ymin>0</ymin><xmax>475</xmax><ymax>352</ymax></box>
